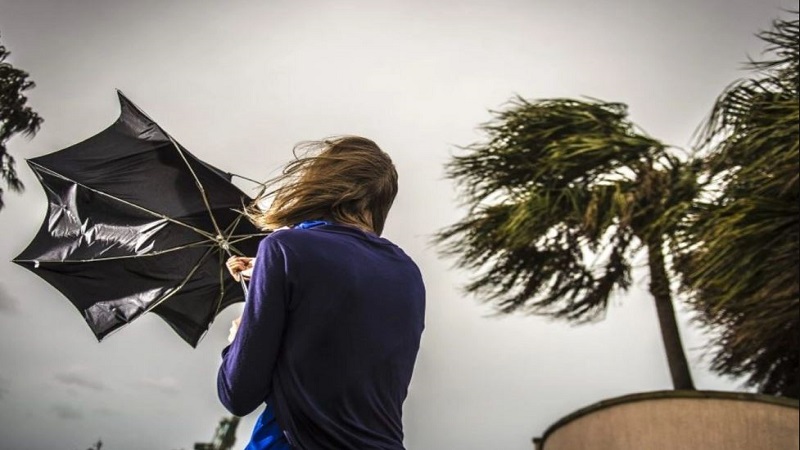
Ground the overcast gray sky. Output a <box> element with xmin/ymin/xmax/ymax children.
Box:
<box><xmin>0</xmin><ymin>1</ymin><xmax>794</xmax><ymax>449</ymax></box>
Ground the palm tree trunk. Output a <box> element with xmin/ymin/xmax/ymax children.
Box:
<box><xmin>647</xmin><ymin>237</ymin><xmax>695</xmax><ymax>390</ymax></box>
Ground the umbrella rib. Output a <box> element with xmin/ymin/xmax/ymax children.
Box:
<box><xmin>217</xmin><ymin>215</ymin><xmax>269</xmax><ymax>256</ymax></box>
<box><xmin>223</xmin><ymin>215</ymin><xmax>270</xmax><ymax>249</ymax></box>
<box><xmin>143</xmin><ymin>244</ymin><xmax>217</xmax><ymax>315</ymax></box>
<box><xmin>223</xmin><ymin>213</ymin><xmax>243</xmax><ymax>246</ymax></box>
<box><xmin>14</xmin><ymin>240</ymin><xmax>214</xmax><ymax>263</ymax></box>
<box><xmin>164</xmin><ymin>133</ymin><xmax>225</xmax><ymax>241</ymax></box>
<box><xmin>221</xmin><ymin>215</ymin><xmax>267</xmax><ymax>250</ymax></box>
<box><xmin>96</xmin><ymin>244</ymin><xmax>217</xmax><ymax>344</ymax></box>
<box><xmin>230</xmin><ymin>172</ymin><xmax>266</xmax><ymax>186</ymax></box>
<box><xmin>29</xmin><ymin>161</ymin><xmax>217</xmax><ymax>241</ymax></box>
<box><xmin>214</xmin><ymin>248</ymin><xmax>226</xmax><ymax>319</ymax></box>
<box><xmin>227</xmin><ymin>234</ymin><xmax>269</xmax><ymax>245</ymax></box>
<box><xmin>227</xmin><ymin>236</ymin><xmax>266</xmax><ymax>257</ymax></box>
<box><xmin>219</xmin><ymin>215</ymin><xmax>244</xmax><ymax>257</ymax></box>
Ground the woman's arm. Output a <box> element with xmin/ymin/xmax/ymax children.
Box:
<box><xmin>217</xmin><ymin>238</ymin><xmax>287</xmax><ymax>416</ymax></box>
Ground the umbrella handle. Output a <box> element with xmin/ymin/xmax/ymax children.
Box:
<box><xmin>239</xmin><ymin>277</ymin><xmax>249</xmax><ymax>300</ymax></box>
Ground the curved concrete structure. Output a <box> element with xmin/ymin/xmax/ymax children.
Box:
<box><xmin>534</xmin><ymin>391</ymin><xmax>799</xmax><ymax>450</ymax></box>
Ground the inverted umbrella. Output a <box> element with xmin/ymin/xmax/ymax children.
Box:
<box><xmin>13</xmin><ymin>91</ymin><xmax>265</xmax><ymax>347</ymax></box>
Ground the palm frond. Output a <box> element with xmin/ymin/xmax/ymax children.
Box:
<box><xmin>680</xmin><ymin>12</ymin><xmax>799</xmax><ymax>398</ymax></box>
<box><xmin>436</xmin><ymin>97</ymin><xmax>680</xmax><ymax>321</ymax></box>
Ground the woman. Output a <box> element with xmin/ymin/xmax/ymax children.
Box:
<box><xmin>218</xmin><ymin>136</ymin><xmax>426</xmax><ymax>449</ymax></box>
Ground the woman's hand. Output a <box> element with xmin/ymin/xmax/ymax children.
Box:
<box><xmin>228</xmin><ymin>316</ymin><xmax>242</xmax><ymax>344</ymax></box>
<box><xmin>226</xmin><ymin>256</ymin><xmax>255</xmax><ymax>282</ymax></box>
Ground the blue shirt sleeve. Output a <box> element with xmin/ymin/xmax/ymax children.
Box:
<box><xmin>217</xmin><ymin>236</ymin><xmax>288</xmax><ymax>417</ymax></box>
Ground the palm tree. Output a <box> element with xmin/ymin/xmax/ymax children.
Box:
<box><xmin>676</xmin><ymin>14</ymin><xmax>799</xmax><ymax>398</ymax></box>
<box><xmin>0</xmin><ymin>33</ymin><xmax>43</xmax><ymax>210</ymax></box>
<box><xmin>436</xmin><ymin>97</ymin><xmax>697</xmax><ymax>390</ymax></box>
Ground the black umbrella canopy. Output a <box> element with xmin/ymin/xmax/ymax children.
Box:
<box><xmin>13</xmin><ymin>91</ymin><xmax>265</xmax><ymax>347</ymax></box>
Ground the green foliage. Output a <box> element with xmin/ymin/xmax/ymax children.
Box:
<box><xmin>677</xmin><ymin>14</ymin><xmax>799</xmax><ymax>398</ymax></box>
<box><xmin>0</xmin><ymin>32</ymin><xmax>42</xmax><ymax>210</ymax></box>
<box><xmin>437</xmin><ymin>12</ymin><xmax>798</xmax><ymax>398</ymax></box>
<box><xmin>436</xmin><ymin>97</ymin><xmax>698</xmax><ymax>388</ymax></box>
<box><xmin>437</xmin><ymin>97</ymin><xmax>695</xmax><ymax>321</ymax></box>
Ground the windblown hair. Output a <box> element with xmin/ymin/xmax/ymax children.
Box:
<box><xmin>246</xmin><ymin>136</ymin><xmax>398</xmax><ymax>235</ymax></box>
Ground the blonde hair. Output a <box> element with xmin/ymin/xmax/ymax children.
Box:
<box><xmin>246</xmin><ymin>136</ymin><xmax>398</xmax><ymax>235</ymax></box>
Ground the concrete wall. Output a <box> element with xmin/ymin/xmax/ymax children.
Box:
<box><xmin>536</xmin><ymin>391</ymin><xmax>799</xmax><ymax>450</ymax></box>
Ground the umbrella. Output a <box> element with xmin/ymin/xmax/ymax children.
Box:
<box><xmin>13</xmin><ymin>91</ymin><xmax>265</xmax><ymax>347</ymax></box>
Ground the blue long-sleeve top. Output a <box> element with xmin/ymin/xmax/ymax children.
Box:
<box><xmin>217</xmin><ymin>223</ymin><xmax>425</xmax><ymax>449</ymax></box>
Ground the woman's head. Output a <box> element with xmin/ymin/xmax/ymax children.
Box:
<box><xmin>247</xmin><ymin>136</ymin><xmax>398</xmax><ymax>235</ymax></box>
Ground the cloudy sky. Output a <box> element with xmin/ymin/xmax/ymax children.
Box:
<box><xmin>0</xmin><ymin>1</ymin><xmax>794</xmax><ymax>449</ymax></box>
